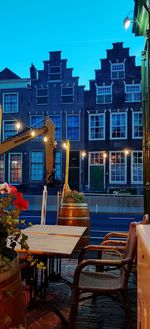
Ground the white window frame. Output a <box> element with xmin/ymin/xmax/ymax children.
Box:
<box><xmin>89</xmin><ymin>113</ymin><xmax>105</xmax><ymax>140</ymax></box>
<box><xmin>96</xmin><ymin>85</ymin><xmax>112</xmax><ymax>104</ymax></box>
<box><xmin>66</xmin><ymin>114</ymin><xmax>80</xmax><ymax>141</ymax></box>
<box><xmin>109</xmin><ymin>151</ymin><xmax>127</xmax><ymax>184</ymax></box>
<box><xmin>8</xmin><ymin>153</ymin><xmax>22</xmax><ymax>184</ymax></box>
<box><xmin>110</xmin><ymin>112</ymin><xmax>127</xmax><ymax>140</ymax></box>
<box><xmin>125</xmin><ymin>83</ymin><xmax>141</xmax><ymax>102</ymax></box>
<box><xmin>131</xmin><ymin>151</ymin><xmax>143</xmax><ymax>184</ymax></box>
<box><xmin>132</xmin><ymin>111</ymin><xmax>143</xmax><ymax>139</ymax></box>
<box><xmin>29</xmin><ymin>150</ymin><xmax>44</xmax><ymax>182</ymax></box>
<box><xmin>3</xmin><ymin>92</ymin><xmax>18</xmax><ymax>113</ymax></box>
<box><xmin>3</xmin><ymin>120</ymin><xmax>18</xmax><ymax>141</ymax></box>
<box><xmin>111</xmin><ymin>62</ymin><xmax>125</xmax><ymax>79</ymax></box>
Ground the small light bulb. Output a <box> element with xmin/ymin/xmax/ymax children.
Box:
<box><xmin>16</xmin><ymin>121</ymin><xmax>21</xmax><ymax>129</ymax></box>
<box><xmin>124</xmin><ymin>17</ymin><xmax>131</xmax><ymax>29</ymax></box>
<box><xmin>31</xmin><ymin>130</ymin><xmax>35</xmax><ymax>137</ymax></box>
<box><xmin>43</xmin><ymin>136</ymin><xmax>48</xmax><ymax>142</ymax></box>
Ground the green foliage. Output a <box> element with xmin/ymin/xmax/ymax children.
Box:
<box><xmin>63</xmin><ymin>189</ymin><xmax>85</xmax><ymax>203</ymax></box>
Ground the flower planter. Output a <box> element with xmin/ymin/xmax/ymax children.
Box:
<box><xmin>58</xmin><ymin>202</ymin><xmax>90</xmax><ymax>250</ymax></box>
<box><xmin>0</xmin><ymin>248</ymin><xmax>25</xmax><ymax>328</ymax></box>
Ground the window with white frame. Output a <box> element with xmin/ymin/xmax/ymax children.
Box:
<box><xmin>131</xmin><ymin>151</ymin><xmax>143</xmax><ymax>184</ymax></box>
<box><xmin>110</xmin><ymin>113</ymin><xmax>127</xmax><ymax>139</ymax></box>
<box><xmin>110</xmin><ymin>151</ymin><xmax>126</xmax><ymax>183</ymax></box>
<box><xmin>67</xmin><ymin>115</ymin><xmax>79</xmax><ymax>140</ymax></box>
<box><xmin>55</xmin><ymin>150</ymin><xmax>62</xmax><ymax>179</ymax></box>
<box><xmin>9</xmin><ymin>153</ymin><xmax>22</xmax><ymax>184</ymax></box>
<box><xmin>111</xmin><ymin>62</ymin><xmax>125</xmax><ymax>79</ymax></box>
<box><xmin>125</xmin><ymin>84</ymin><xmax>141</xmax><ymax>102</ymax></box>
<box><xmin>89</xmin><ymin>114</ymin><xmax>105</xmax><ymax>140</ymax></box>
<box><xmin>49</xmin><ymin>66</ymin><xmax>61</xmax><ymax>80</ymax></box>
<box><xmin>30</xmin><ymin>115</ymin><xmax>44</xmax><ymax>140</ymax></box>
<box><xmin>30</xmin><ymin>151</ymin><xmax>43</xmax><ymax>181</ymax></box>
<box><xmin>3</xmin><ymin>121</ymin><xmax>18</xmax><ymax>140</ymax></box>
<box><xmin>90</xmin><ymin>152</ymin><xmax>104</xmax><ymax>165</ymax></box>
<box><xmin>61</xmin><ymin>87</ymin><xmax>74</xmax><ymax>103</ymax></box>
<box><xmin>132</xmin><ymin>112</ymin><xmax>142</xmax><ymax>138</ymax></box>
<box><xmin>36</xmin><ymin>88</ymin><xmax>48</xmax><ymax>104</ymax></box>
<box><xmin>3</xmin><ymin>93</ymin><xmax>18</xmax><ymax>113</ymax></box>
<box><xmin>0</xmin><ymin>155</ymin><xmax>5</xmax><ymax>182</ymax></box>
<box><xmin>50</xmin><ymin>115</ymin><xmax>61</xmax><ymax>141</ymax></box>
<box><xmin>96</xmin><ymin>85</ymin><xmax>112</xmax><ymax>104</ymax></box>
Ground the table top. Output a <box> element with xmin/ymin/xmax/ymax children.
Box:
<box><xmin>22</xmin><ymin>224</ymin><xmax>86</xmax><ymax>237</ymax></box>
<box><xmin>15</xmin><ymin>225</ymin><xmax>86</xmax><ymax>257</ymax></box>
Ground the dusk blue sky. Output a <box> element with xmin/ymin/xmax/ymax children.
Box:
<box><xmin>1</xmin><ymin>0</ymin><xmax>145</xmax><ymax>89</ymax></box>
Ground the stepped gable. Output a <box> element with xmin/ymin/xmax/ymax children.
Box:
<box><xmin>0</xmin><ymin>68</ymin><xmax>21</xmax><ymax>80</ymax></box>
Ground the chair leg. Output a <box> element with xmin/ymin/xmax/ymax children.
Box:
<box><xmin>68</xmin><ymin>288</ymin><xmax>79</xmax><ymax>329</ymax></box>
<box><xmin>121</xmin><ymin>290</ymin><xmax>132</xmax><ymax>329</ymax></box>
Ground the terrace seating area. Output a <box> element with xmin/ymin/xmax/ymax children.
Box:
<box><xmin>22</xmin><ymin>219</ymin><xmax>141</xmax><ymax>329</ymax></box>
<box><xmin>25</xmin><ymin>258</ymin><xmax>137</xmax><ymax>329</ymax></box>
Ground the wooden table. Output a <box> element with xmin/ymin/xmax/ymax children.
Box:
<box><xmin>16</xmin><ymin>224</ymin><xmax>86</xmax><ymax>257</ymax></box>
<box><xmin>16</xmin><ymin>224</ymin><xmax>87</xmax><ymax>320</ymax></box>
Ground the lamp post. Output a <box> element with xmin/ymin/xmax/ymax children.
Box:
<box><xmin>125</xmin><ymin>0</ymin><xmax>150</xmax><ymax>216</ymax></box>
<box><xmin>80</xmin><ymin>150</ymin><xmax>86</xmax><ymax>191</ymax></box>
<box><xmin>62</xmin><ymin>140</ymin><xmax>70</xmax><ymax>194</ymax></box>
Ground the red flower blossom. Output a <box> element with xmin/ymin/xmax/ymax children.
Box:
<box><xmin>13</xmin><ymin>192</ymin><xmax>29</xmax><ymax>210</ymax></box>
<box><xmin>9</xmin><ymin>185</ymin><xmax>18</xmax><ymax>195</ymax></box>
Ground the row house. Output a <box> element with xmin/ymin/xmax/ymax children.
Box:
<box><xmin>84</xmin><ymin>42</ymin><xmax>142</xmax><ymax>194</ymax></box>
<box><xmin>0</xmin><ymin>51</ymin><xmax>85</xmax><ymax>192</ymax></box>
<box><xmin>0</xmin><ymin>43</ymin><xmax>143</xmax><ymax>194</ymax></box>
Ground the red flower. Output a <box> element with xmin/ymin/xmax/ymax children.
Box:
<box><xmin>13</xmin><ymin>192</ymin><xmax>29</xmax><ymax>210</ymax></box>
<box><xmin>9</xmin><ymin>185</ymin><xmax>18</xmax><ymax>195</ymax></box>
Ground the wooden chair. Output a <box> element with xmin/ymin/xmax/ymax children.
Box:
<box><xmin>68</xmin><ymin>222</ymin><xmax>137</xmax><ymax>329</ymax></box>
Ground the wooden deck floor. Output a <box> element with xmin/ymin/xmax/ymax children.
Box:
<box><xmin>25</xmin><ymin>259</ymin><xmax>137</xmax><ymax>329</ymax></box>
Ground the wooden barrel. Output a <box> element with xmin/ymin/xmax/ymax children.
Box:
<box><xmin>0</xmin><ymin>248</ymin><xmax>25</xmax><ymax>329</ymax></box>
<box><xmin>58</xmin><ymin>202</ymin><xmax>90</xmax><ymax>250</ymax></box>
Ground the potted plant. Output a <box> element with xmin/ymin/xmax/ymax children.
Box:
<box><xmin>63</xmin><ymin>189</ymin><xmax>86</xmax><ymax>203</ymax></box>
<box><xmin>0</xmin><ymin>182</ymin><xmax>29</xmax><ymax>329</ymax></box>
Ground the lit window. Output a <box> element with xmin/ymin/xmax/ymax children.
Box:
<box><xmin>125</xmin><ymin>84</ymin><xmax>141</xmax><ymax>102</ymax></box>
<box><xmin>67</xmin><ymin>115</ymin><xmax>79</xmax><ymax>140</ymax></box>
<box><xmin>111</xmin><ymin>62</ymin><xmax>125</xmax><ymax>79</ymax></box>
<box><xmin>3</xmin><ymin>93</ymin><xmax>18</xmax><ymax>113</ymax></box>
<box><xmin>110</xmin><ymin>113</ymin><xmax>127</xmax><ymax>139</ymax></box>
<box><xmin>96</xmin><ymin>85</ymin><xmax>112</xmax><ymax>104</ymax></box>
<box><xmin>131</xmin><ymin>151</ymin><xmax>143</xmax><ymax>184</ymax></box>
<box><xmin>9</xmin><ymin>153</ymin><xmax>22</xmax><ymax>184</ymax></box>
<box><xmin>30</xmin><ymin>151</ymin><xmax>43</xmax><ymax>181</ymax></box>
<box><xmin>89</xmin><ymin>114</ymin><xmax>105</xmax><ymax>140</ymax></box>
<box><xmin>110</xmin><ymin>151</ymin><xmax>126</xmax><ymax>183</ymax></box>
<box><xmin>90</xmin><ymin>152</ymin><xmax>104</xmax><ymax>165</ymax></box>
<box><xmin>132</xmin><ymin>112</ymin><xmax>142</xmax><ymax>138</ymax></box>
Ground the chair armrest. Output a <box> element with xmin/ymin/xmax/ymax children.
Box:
<box><xmin>78</xmin><ymin>244</ymin><xmax>123</xmax><ymax>263</ymax></box>
<box><xmin>103</xmin><ymin>232</ymin><xmax>128</xmax><ymax>241</ymax></box>
<box><xmin>101</xmin><ymin>239</ymin><xmax>127</xmax><ymax>247</ymax></box>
